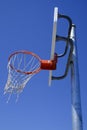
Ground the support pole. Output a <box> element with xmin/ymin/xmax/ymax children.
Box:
<box><xmin>70</xmin><ymin>24</ymin><xmax>83</xmax><ymax>130</ymax></box>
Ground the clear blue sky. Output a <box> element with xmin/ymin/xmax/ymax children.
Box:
<box><xmin>0</xmin><ymin>0</ymin><xmax>87</xmax><ymax>130</ymax></box>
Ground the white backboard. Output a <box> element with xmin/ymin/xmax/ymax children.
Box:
<box><xmin>49</xmin><ymin>7</ymin><xmax>58</xmax><ymax>86</ymax></box>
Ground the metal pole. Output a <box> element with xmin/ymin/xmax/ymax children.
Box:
<box><xmin>70</xmin><ymin>24</ymin><xmax>83</xmax><ymax>130</ymax></box>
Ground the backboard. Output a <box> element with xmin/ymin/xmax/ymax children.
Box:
<box><xmin>49</xmin><ymin>7</ymin><xmax>58</xmax><ymax>86</ymax></box>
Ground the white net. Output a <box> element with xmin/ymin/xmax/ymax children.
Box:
<box><xmin>4</xmin><ymin>51</ymin><xmax>41</xmax><ymax>102</ymax></box>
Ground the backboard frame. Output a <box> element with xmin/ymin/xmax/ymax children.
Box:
<box><xmin>49</xmin><ymin>7</ymin><xmax>58</xmax><ymax>86</ymax></box>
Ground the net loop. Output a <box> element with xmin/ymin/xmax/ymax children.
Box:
<box><xmin>4</xmin><ymin>50</ymin><xmax>41</xmax><ymax>101</ymax></box>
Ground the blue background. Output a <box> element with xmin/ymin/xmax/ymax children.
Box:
<box><xmin>0</xmin><ymin>0</ymin><xmax>87</xmax><ymax>130</ymax></box>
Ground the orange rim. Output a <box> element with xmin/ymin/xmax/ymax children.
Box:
<box><xmin>8</xmin><ymin>50</ymin><xmax>42</xmax><ymax>74</ymax></box>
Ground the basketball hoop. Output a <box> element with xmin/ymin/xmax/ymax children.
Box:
<box><xmin>4</xmin><ymin>50</ymin><xmax>57</xmax><ymax>102</ymax></box>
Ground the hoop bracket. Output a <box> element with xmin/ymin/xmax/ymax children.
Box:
<box><xmin>41</xmin><ymin>53</ymin><xmax>57</xmax><ymax>70</ymax></box>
